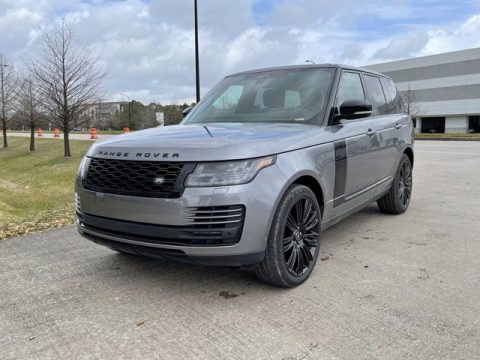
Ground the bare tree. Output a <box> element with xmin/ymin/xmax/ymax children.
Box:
<box><xmin>16</xmin><ymin>74</ymin><xmax>41</xmax><ymax>151</ymax></box>
<box><xmin>402</xmin><ymin>82</ymin><xmax>425</xmax><ymax>117</ymax></box>
<box><xmin>0</xmin><ymin>54</ymin><xmax>17</xmax><ymax>148</ymax></box>
<box><xmin>32</xmin><ymin>20</ymin><xmax>106</xmax><ymax>157</ymax></box>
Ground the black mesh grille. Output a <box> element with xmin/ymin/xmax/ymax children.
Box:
<box><xmin>83</xmin><ymin>158</ymin><xmax>193</xmax><ymax>198</ymax></box>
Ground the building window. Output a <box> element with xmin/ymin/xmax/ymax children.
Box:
<box><xmin>468</xmin><ymin>116</ymin><xmax>480</xmax><ymax>133</ymax></box>
<box><xmin>421</xmin><ymin>117</ymin><xmax>445</xmax><ymax>134</ymax></box>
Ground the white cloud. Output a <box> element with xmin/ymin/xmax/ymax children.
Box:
<box><xmin>1</xmin><ymin>0</ymin><xmax>480</xmax><ymax>103</ymax></box>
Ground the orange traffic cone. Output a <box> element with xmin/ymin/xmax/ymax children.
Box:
<box><xmin>90</xmin><ymin>128</ymin><xmax>98</xmax><ymax>139</ymax></box>
<box><xmin>37</xmin><ymin>128</ymin><xmax>43</xmax><ymax>137</ymax></box>
<box><xmin>123</xmin><ymin>127</ymin><xmax>130</xmax><ymax>133</ymax></box>
<box><xmin>53</xmin><ymin>128</ymin><xmax>60</xmax><ymax>138</ymax></box>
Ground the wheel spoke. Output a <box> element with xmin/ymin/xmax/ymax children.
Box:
<box><xmin>295</xmin><ymin>247</ymin><xmax>304</xmax><ymax>275</ymax></box>
<box><xmin>302</xmin><ymin>200</ymin><xmax>312</xmax><ymax>224</ymax></box>
<box><xmin>305</xmin><ymin>216</ymin><xmax>318</xmax><ymax>231</ymax></box>
<box><xmin>302</xmin><ymin>246</ymin><xmax>313</xmax><ymax>265</ymax></box>
<box><xmin>283</xmin><ymin>236</ymin><xmax>294</xmax><ymax>252</ymax></box>
<box><xmin>286</xmin><ymin>214</ymin><xmax>296</xmax><ymax>232</ymax></box>
<box><xmin>283</xmin><ymin>241</ymin><xmax>293</xmax><ymax>253</ymax></box>
<box><xmin>286</xmin><ymin>247</ymin><xmax>297</xmax><ymax>271</ymax></box>
<box><xmin>304</xmin><ymin>236</ymin><xmax>318</xmax><ymax>248</ymax></box>
<box><xmin>295</xmin><ymin>199</ymin><xmax>304</xmax><ymax>224</ymax></box>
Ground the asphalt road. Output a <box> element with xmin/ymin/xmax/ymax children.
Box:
<box><xmin>1</xmin><ymin>141</ymin><xmax>480</xmax><ymax>360</ymax></box>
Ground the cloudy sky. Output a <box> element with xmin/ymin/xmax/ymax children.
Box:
<box><xmin>1</xmin><ymin>0</ymin><xmax>480</xmax><ymax>104</ymax></box>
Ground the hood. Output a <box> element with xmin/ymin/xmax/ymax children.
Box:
<box><xmin>87</xmin><ymin>122</ymin><xmax>329</xmax><ymax>162</ymax></box>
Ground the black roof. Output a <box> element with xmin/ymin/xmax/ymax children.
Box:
<box><xmin>227</xmin><ymin>63</ymin><xmax>387</xmax><ymax>78</ymax></box>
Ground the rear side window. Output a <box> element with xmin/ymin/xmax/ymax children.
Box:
<box><xmin>381</xmin><ymin>78</ymin><xmax>404</xmax><ymax>114</ymax></box>
<box><xmin>336</xmin><ymin>72</ymin><xmax>365</xmax><ymax>107</ymax></box>
<box><xmin>363</xmin><ymin>74</ymin><xmax>389</xmax><ymax>116</ymax></box>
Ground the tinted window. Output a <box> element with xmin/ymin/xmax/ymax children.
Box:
<box><xmin>212</xmin><ymin>85</ymin><xmax>244</xmax><ymax>110</ymax></box>
<box><xmin>363</xmin><ymin>74</ymin><xmax>388</xmax><ymax>116</ymax></box>
<box><xmin>379</xmin><ymin>78</ymin><xmax>395</xmax><ymax>114</ymax></box>
<box><xmin>185</xmin><ymin>68</ymin><xmax>335</xmax><ymax>124</ymax></box>
<box><xmin>382</xmin><ymin>78</ymin><xmax>404</xmax><ymax>114</ymax></box>
<box><xmin>336</xmin><ymin>72</ymin><xmax>365</xmax><ymax>107</ymax></box>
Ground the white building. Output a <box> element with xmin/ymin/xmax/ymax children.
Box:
<box><xmin>367</xmin><ymin>48</ymin><xmax>480</xmax><ymax>134</ymax></box>
<box><xmin>80</xmin><ymin>101</ymin><xmax>128</xmax><ymax>129</ymax></box>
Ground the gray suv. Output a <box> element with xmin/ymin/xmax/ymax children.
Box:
<box><xmin>76</xmin><ymin>64</ymin><xmax>413</xmax><ymax>287</ymax></box>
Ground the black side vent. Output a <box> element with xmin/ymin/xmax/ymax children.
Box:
<box><xmin>186</xmin><ymin>205</ymin><xmax>245</xmax><ymax>229</ymax></box>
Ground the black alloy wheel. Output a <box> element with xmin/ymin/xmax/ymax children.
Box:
<box><xmin>283</xmin><ymin>197</ymin><xmax>319</xmax><ymax>277</ymax></box>
<box><xmin>377</xmin><ymin>153</ymin><xmax>413</xmax><ymax>214</ymax></box>
<box><xmin>398</xmin><ymin>159</ymin><xmax>412</xmax><ymax>208</ymax></box>
<box><xmin>255</xmin><ymin>184</ymin><xmax>321</xmax><ymax>287</ymax></box>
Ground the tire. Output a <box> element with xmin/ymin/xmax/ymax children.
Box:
<box><xmin>377</xmin><ymin>153</ymin><xmax>413</xmax><ymax>214</ymax></box>
<box><xmin>255</xmin><ymin>184</ymin><xmax>321</xmax><ymax>288</ymax></box>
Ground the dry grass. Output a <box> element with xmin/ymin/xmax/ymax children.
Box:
<box><xmin>0</xmin><ymin>137</ymin><xmax>92</xmax><ymax>239</ymax></box>
<box><xmin>415</xmin><ymin>132</ymin><xmax>480</xmax><ymax>140</ymax></box>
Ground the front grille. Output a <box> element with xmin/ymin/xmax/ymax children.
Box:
<box><xmin>83</xmin><ymin>158</ymin><xmax>195</xmax><ymax>198</ymax></box>
<box><xmin>186</xmin><ymin>205</ymin><xmax>245</xmax><ymax>229</ymax></box>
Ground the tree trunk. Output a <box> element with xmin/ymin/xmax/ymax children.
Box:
<box><xmin>63</xmin><ymin>129</ymin><xmax>71</xmax><ymax>157</ymax></box>
<box><xmin>30</xmin><ymin>121</ymin><xmax>35</xmax><ymax>151</ymax></box>
<box><xmin>2</xmin><ymin>118</ymin><xmax>7</xmax><ymax>148</ymax></box>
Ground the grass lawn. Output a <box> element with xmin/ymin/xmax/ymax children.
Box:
<box><xmin>0</xmin><ymin>137</ymin><xmax>93</xmax><ymax>239</ymax></box>
<box><xmin>415</xmin><ymin>132</ymin><xmax>480</xmax><ymax>140</ymax></box>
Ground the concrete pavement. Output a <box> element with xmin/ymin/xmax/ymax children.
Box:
<box><xmin>1</xmin><ymin>141</ymin><xmax>480</xmax><ymax>359</ymax></box>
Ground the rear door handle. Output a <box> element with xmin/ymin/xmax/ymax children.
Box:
<box><xmin>366</xmin><ymin>128</ymin><xmax>376</xmax><ymax>137</ymax></box>
<box><xmin>394</xmin><ymin>123</ymin><xmax>402</xmax><ymax>129</ymax></box>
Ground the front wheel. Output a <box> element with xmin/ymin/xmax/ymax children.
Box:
<box><xmin>377</xmin><ymin>153</ymin><xmax>413</xmax><ymax>214</ymax></box>
<box><xmin>255</xmin><ymin>185</ymin><xmax>321</xmax><ymax>287</ymax></box>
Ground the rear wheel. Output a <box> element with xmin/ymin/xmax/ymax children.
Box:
<box><xmin>377</xmin><ymin>153</ymin><xmax>412</xmax><ymax>214</ymax></box>
<box><xmin>255</xmin><ymin>185</ymin><xmax>321</xmax><ymax>287</ymax></box>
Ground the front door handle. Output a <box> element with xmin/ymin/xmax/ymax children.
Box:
<box><xmin>394</xmin><ymin>123</ymin><xmax>402</xmax><ymax>129</ymax></box>
<box><xmin>366</xmin><ymin>128</ymin><xmax>376</xmax><ymax>137</ymax></box>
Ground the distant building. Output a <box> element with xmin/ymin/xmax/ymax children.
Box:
<box><xmin>79</xmin><ymin>101</ymin><xmax>128</xmax><ymax>129</ymax></box>
<box><xmin>367</xmin><ymin>48</ymin><xmax>480</xmax><ymax>134</ymax></box>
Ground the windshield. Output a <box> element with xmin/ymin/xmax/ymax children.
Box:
<box><xmin>184</xmin><ymin>68</ymin><xmax>335</xmax><ymax>125</ymax></box>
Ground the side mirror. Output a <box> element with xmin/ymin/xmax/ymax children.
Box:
<box><xmin>182</xmin><ymin>106</ymin><xmax>193</xmax><ymax>118</ymax></box>
<box><xmin>334</xmin><ymin>99</ymin><xmax>372</xmax><ymax>121</ymax></box>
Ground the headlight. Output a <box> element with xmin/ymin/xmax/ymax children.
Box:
<box><xmin>185</xmin><ymin>156</ymin><xmax>275</xmax><ymax>187</ymax></box>
<box><xmin>77</xmin><ymin>157</ymin><xmax>90</xmax><ymax>178</ymax></box>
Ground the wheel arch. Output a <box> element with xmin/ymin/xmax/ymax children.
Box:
<box><xmin>270</xmin><ymin>171</ymin><xmax>326</xmax><ymax>222</ymax></box>
<box><xmin>403</xmin><ymin>146</ymin><xmax>414</xmax><ymax>168</ymax></box>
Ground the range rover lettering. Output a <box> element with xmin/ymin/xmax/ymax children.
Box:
<box><xmin>76</xmin><ymin>64</ymin><xmax>414</xmax><ymax>287</ymax></box>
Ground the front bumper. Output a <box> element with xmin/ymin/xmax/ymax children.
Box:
<box><xmin>75</xmin><ymin>164</ymin><xmax>287</xmax><ymax>265</ymax></box>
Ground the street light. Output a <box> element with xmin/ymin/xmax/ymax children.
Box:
<box><xmin>119</xmin><ymin>93</ymin><xmax>131</xmax><ymax>129</ymax></box>
<box><xmin>305</xmin><ymin>60</ymin><xmax>316</xmax><ymax>65</ymax></box>
<box><xmin>194</xmin><ymin>0</ymin><xmax>200</xmax><ymax>103</ymax></box>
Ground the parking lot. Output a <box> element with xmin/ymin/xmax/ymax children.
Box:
<box><xmin>1</xmin><ymin>140</ymin><xmax>479</xmax><ymax>360</ymax></box>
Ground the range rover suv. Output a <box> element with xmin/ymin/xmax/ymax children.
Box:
<box><xmin>76</xmin><ymin>64</ymin><xmax>413</xmax><ymax>287</ymax></box>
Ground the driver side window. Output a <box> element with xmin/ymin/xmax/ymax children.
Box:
<box><xmin>336</xmin><ymin>72</ymin><xmax>365</xmax><ymax>107</ymax></box>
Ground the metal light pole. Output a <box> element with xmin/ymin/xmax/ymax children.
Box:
<box><xmin>305</xmin><ymin>60</ymin><xmax>316</xmax><ymax>65</ymax></box>
<box><xmin>194</xmin><ymin>0</ymin><xmax>200</xmax><ymax>103</ymax></box>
